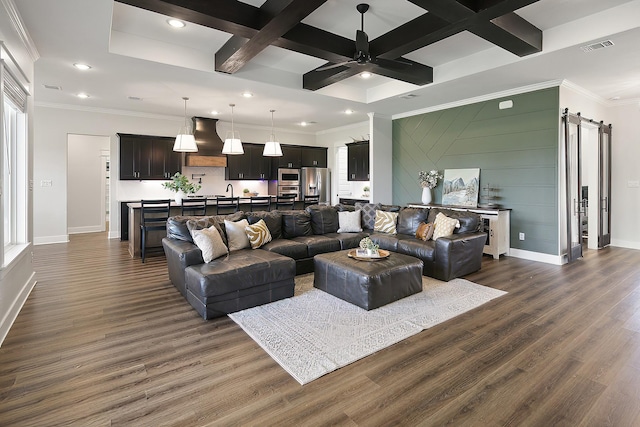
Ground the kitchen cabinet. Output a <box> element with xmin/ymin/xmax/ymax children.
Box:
<box><xmin>301</xmin><ymin>146</ymin><xmax>327</xmax><ymax>167</ymax></box>
<box><xmin>347</xmin><ymin>141</ymin><xmax>369</xmax><ymax>181</ymax></box>
<box><xmin>275</xmin><ymin>145</ymin><xmax>302</xmax><ymax>169</ymax></box>
<box><xmin>118</xmin><ymin>133</ymin><xmax>181</xmax><ymax>180</ymax></box>
<box><xmin>225</xmin><ymin>143</ymin><xmax>272</xmax><ymax>180</ymax></box>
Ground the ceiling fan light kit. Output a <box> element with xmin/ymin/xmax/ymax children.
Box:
<box><xmin>173</xmin><ymin>97</ymin><xmax>198</xmax><ymax>152</ymax></box>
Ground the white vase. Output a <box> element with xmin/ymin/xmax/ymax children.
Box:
<box><xmin>174</xmin><ymin>190</ymin><xmax>185</xmax><ymax>205</ymax></box>
<box><xmin>421</xmin><ymin>187</ymin><xmax>432</xmax><ymax>205</ymax></box>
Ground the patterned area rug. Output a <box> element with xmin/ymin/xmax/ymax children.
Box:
<box><xmin>229</xmin><ymin>274</ymin><xmax>506</xmax><ymax>385</ymax></box>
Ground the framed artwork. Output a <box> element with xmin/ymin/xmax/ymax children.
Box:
<box><xmin>442</xmin><ymin>168</ymin><xmax>480</xmax><ymax>208</ymax></box>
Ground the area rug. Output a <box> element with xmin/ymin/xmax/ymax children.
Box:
<box><xmin>229</xmin><ymin>274</ymin><xmax>506</xmax><ymax>385</ymax></box>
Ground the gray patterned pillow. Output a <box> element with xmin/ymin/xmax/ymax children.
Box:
<box><xmin>355</xmin><ymin>202</ymin><xmax>382</xmax><ymax>230</ymax></box>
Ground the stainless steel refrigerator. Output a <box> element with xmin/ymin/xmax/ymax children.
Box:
<box><xmin>300</xmin><ymin>167</ymin><xmax>331</xmax><ymax>204</ymax></box>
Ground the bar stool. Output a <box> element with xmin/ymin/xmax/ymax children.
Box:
<box><xmin>215</xmin><ymin>197</ymin><xmax>240</xmax><ymax>215</ymax></box>
<box><xmin>303</xmin><ymin>194</ymin><xmax>320</xmax><ymax>208</ymax></box>
<box><xmin>140</xmin><ymin>199</ymin><xmax>171</xmax><ymax>263</ymax></box>
<box><xmin>181</xmin><ymin>197</ymin><xmax>207</xmax><ymax>216</ymax></box>
<box><xmin>275</xmin><ymin>194</ymin><xmax>297</xmax><ymax>210</ymax></box>
<box><xmin>249</xmin><ymin>196</ymin><xmax>272</xmax><ymax>212</ymax></box>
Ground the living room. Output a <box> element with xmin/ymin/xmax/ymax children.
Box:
<box><xmin>2</xmin><ymin>0</ymin><xmax>640</xmax><ymax>425</ymax></box>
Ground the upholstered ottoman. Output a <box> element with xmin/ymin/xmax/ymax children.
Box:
<box><xmin>313</xmin><ymin>250</ymin><xmax>423</xmax><ymax>310</ymax></box>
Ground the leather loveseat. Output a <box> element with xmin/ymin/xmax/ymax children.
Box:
<box><xmin>162</xmin><ymin>204</ymin><xmax>487</xmax><ymax>319</ymax></box>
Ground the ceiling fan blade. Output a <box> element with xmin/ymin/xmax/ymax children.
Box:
<box><xmin>355</xmin><ymin>29</ymin><xmax>369</xmax><ymax>54</ymax></box>
<box><xmin>315</xmin><ymin>61</ymin><xmax>354</xmax><ymax>71</ymax></box>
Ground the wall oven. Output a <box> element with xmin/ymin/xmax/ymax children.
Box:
<box><xmin>277</xmin><ymin>168</ymin><xmax>300</xmax><ymax>185</ymax></box>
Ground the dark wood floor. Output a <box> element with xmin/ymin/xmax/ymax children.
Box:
<box><xmin>1</xmin><ymin>233</ymin><xmax>640</xmax><ymax>426</ymax></box>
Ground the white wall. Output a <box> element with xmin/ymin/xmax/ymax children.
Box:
<box><xmin>33</xmin><ymin>105</ymin><xmax>317</xmax><ymax>242</ymax></box>
<box><xmin>0</xmin><ymin>0</ymin><xmax>37</xmax><ymax>346</ymax></box>
<box><xmin>67</xmin><ymin>134</ymin><xmax>110</xmax><ymax>233</ymax></box>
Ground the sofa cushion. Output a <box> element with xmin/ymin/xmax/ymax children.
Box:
<box><xmin>185</xmin><ymin>249</ymin><xmax>295</xmax><ymax>298</ymax></box>
<box><xmin>374</xmin><ymin>210</ymin><xmax>398</xmax><ymax>234</ymax></box>
<box><xmin>355</xmin><ymin>202</ymin><xmax>382</xmax><ymax>230</ymax></box>
<box><xmin>337</xmin><ymin>210</ymin><xmax>362</xmax><ymax>233</ymax></box>
<box><xmin>397</xmin><ymin>238</ymin><xmax>436</xmax><ymax>262</ymax></box>
<box><xmin>334</xmin><ymin>203</ymin><xmax>355</xmax><ymax>212</ymax></box>
<box><xmin>261</xmin><ymin>239</ymin><xmax>309</xmax><ymax>260</ymax></box>
<box><xmin>191</xmin><ymin>225</ymin><xmax>228</xmax><ymax>262</ymax></box>
<box><xmin>307</xmin><ymin>205</ymin><xmax>339</xmax><ymax>234</ymax></box>
<box><xmin>224</xmin><ymin>219</ymin><xmax>251</xmax><ymax>251</ymax></box>
<box><xmin>281</xmin><ymin>210</ymin><xmax>313</xmax><ymax>238</ymax></box>
<box><xmin>433</xmin><ymin>212</ymin><xmax>460</xmax><ymax>240</ymax></box>
<box><xmin>166</xmin><ymin>216</ymin><xmax>194</xmax><ymax>242</ymax></box>
<box><xmin>290</xmin><ymin>235</ymin><xmax>341</xmax><ymax>257</ymax></box>
<box><xmin>246</xmin><ymin>211</ymin><xmax>282</xmax><ymax>239</ymax></box>
<box><xmin>245</xmin><ymin>219</ymin><xmax>272</xmax><ymax>249</ymax></box>
<box><xmin>428</xmin><ymin>208</ymin><xmax>479</xmax><ymax>234</ymax></box>
<box><xmin>370</xmin><ymin>232</ymin><xmax>400</xmax><ymax>251</ymax></box>
<box><xmin>397</xmin><ymin>207</ymin><xmax>430</xmax><ymax>235</ymax></box>
<box><xmin>324</xmin><ymin>232</ymin><xmax>369</xmax><ymax>250</ymax></box>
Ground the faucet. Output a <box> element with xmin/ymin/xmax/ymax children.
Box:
<box><xmin>226</xmin><ymin>183</ymin><xmax>234</xmax><ymax>198</ymax></box>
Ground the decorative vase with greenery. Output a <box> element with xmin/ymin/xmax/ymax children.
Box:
<box><xmin>162</xmin><ymin>172</ymin><xmax>201</xmax><ymax>203</ymax></box>
<box><xmin>363</xmin><ymin>186</ymin><xmax>370</xmax><ymax>198</ymax></box>
<box><xmin>359</xmin><ymin>236</ymin><xmax>379</xmax><ymax>256</ymax></box>
<box><xmin>418</xmin><ymin>170</ymin><xmax>442</xmax><ymax>205</ymax></box>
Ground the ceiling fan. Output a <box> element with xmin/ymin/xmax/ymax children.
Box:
<box><xmin>316</xmin><ymin>3</ymin><xmax>412</xmax><ymax>72</ymax></box>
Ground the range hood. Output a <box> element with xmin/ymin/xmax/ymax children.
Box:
<box><xmin>184</xmin><ymin>117</ymin><xmax>227</xmax><ymax>167</ymax></box>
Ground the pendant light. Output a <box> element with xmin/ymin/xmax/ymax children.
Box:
<box><xmin>173</xmin><ymin>97</ymin><xmax>198</xmax><ymax>152</ymax></box>
<box><xmin>263</xmin><ymin>109</ymin><xmax>283</xmax><ymax>157</ymax></box>
<box><xmin>222</xmin><ymin>103</ymin><xmax>244</xmax><ymax>155</ymax></box>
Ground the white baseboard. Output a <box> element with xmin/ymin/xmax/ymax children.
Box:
<box><xmin>108</xmin><ymin>230</ymin><xmax>121</xmax><ymax>239</ymax></box>
<box><xmin>0</xmin><ymin>274</ymin><xmax>36</xmax><ymax>347</ymax></box>
<box><xmin>33</xmin><ymin>235</ymin><xmax>69</xmax><ymax>245</ymax></box>
<box><xmin>508</xmin><ymin>248</ymin><xmax>566</xmax><ymax>265</ymax></box>
<box><xmin>611</xmin><ymin>239</ymin><xmax>640</xmax><ymax>251</ymax></box>
<box><xmin>68</xmin><ymin>226</ymin><xmax>104</xmax><ymax>234</ymax></box>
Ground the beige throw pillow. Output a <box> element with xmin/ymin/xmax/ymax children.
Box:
<box><xmin>374</xmin><ymin>210</ymin><xmax>398</xmax><ymax>234</ymax></box>
<box><xmin>224</xmin><ymin>219</ymin><xmax>251</xmax><ymax>251</ymax></box>
<box><xmin>337</xmin><ymin>210</ymin><xmax>362</xmax><ymax>233</ymax></box>
<box><xmin>191</xmin><ymin>225</ymin><xmax>228</xmax><ymax>263</ymax></box>
<box><xmin>432</xmin><ymin>212</ymin><xmax>460</xmax><ymax>240</ymax></box>
<box><xmin>245</xmin><ymin>219</ymin><xmax>272</xmax><ymax>249</ymax></box>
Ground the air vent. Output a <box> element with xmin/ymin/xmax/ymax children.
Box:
<box><xmin>43</xmin><ymin>84</ymin><xmax>62</xmax><ymax>90</ymax></box>
<box><xmin>128</xmin><ymin>96</ymin><xmax>143</xmax><ymax>101</ymax></box>
<box><xmin>581</xmin><ymin>40</ymin><xmax>614</xmax><ymax>52</ymax></box>
<box><xmin>399</xmin><ymin>93</ymin><xmax>418</xmax><ymax>100</ymax></box>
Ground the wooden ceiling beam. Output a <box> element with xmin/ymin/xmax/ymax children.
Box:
<box><xmin>302</xmin><ymin>66</ymin><xmax>361</xmax><ymax>91</ymax></box>
<box><xmin>215</xmin><ymin>0</ymin><xmax>327</xmax><ymax>74</ymax></box>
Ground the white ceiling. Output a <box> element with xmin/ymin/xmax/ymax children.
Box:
<box><xmin>14</xmin><ymin>0</ymin><xmax>640</xmax><ymax>132</ymax></box>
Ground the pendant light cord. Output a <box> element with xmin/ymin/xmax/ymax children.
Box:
<box><xmin>230</xmin><ymin>103</ymin><xmax>235</xmax><ymax>135</ymax></box>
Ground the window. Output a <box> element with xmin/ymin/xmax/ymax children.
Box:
<box><xmin>1</xmin><ymin>54</ymin><xmax>28</xmax><ymax>264</ymax></box>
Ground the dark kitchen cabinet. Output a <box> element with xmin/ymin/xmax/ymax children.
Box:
<box><xmin>225</xmin><ymin>143</ymin><xmax>272</xmax><ymax>180</ymax></box>
<box><xmin>301</xmin><ymin>146</ymin><xmax>327</xmax><ymax>168</ymax></box>
<box><xmin>118</xmin><ymin>133</ymin><xmax>181</xmax><ymax>180</ymax></box>
<box><xmin>275</xmin><ymin>145</ymin><xmax>302</xmax><ymax>169</ymax></box>
<box><xmin>347</xmin><ymin>141</ymin><xmax>369</xmax><ymax>181</ymax></box>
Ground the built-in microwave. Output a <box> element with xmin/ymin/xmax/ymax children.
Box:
<box><xmin>278</xmin><ymin>168</ymin><xmax>300</xmax><ymax>185</ymax></box>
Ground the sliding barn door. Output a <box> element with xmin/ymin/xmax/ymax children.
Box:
<box><xmin>598</xmin><ymin>124</ymin><xmax>612</xmax><ymax>247</ymax></box>
<box><xmin>563</xmin><ymin>112</ymin><xmax>583</xmax><ymax>263</ymax></box>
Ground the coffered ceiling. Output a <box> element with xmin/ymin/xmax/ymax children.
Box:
<box><xmin>13</xmin><ymin>0</ymin><xmax>640</xmax><ymax>132</ymax></box>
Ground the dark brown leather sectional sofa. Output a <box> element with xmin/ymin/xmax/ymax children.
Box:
<box><xmin>162</xmin><ymin>204</ymin><xmax>487</xmax><ymax>319</ymax></box>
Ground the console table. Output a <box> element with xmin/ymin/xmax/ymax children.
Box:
<box><xmin>408</xmin><ymin>203</ymin><xmax>510</xmax><ymax>259</ymax></box>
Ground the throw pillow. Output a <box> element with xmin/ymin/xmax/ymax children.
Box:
<box><xmin>224</xmin><ymin>219</ymin><xmax>251</xmax><ymax>251</ymax></box>
<box><xmin>187</xmin><ymin>218</ymin><xmax>228</xmax><ymax>246</ymax></box>
<box><xmin>355</xmin><ymin>202</ymin><xmax>382</xmax><ymax>230</ymax></box>
<box><xmin>191</xmin><ymin>225</ymin><xmax>228</xmax><ymax>263</ymax></box>
<box><xmin>337</xmin><ymin>210</ymin><xmax>362</xmax><ymax>233</ymax></box>
<box><xmin>415</xmin><ymin>222</ymin><xmax>435</xmax><ymax>241</ymax></box>
<box><xmin>245</xmin><ymin>219</ymin><xmax>272</xmax><ymax>249</ymax></box>
<box><xmin>433</xmin><ymin>212</ymin><xmax>461</xmax><ymax>240</ymax></box>
<box><xmin>374</xmin><ymin>210</ymin><xmax>398</xmax><ymax>234</ymax></box>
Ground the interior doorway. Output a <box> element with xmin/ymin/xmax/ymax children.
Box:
<box><xmin>67</xmin><ymin>134</ymin><xmax>111</xmax><ymax>235</ymax></box>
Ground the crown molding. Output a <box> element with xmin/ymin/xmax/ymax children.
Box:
<box><xmin>393</xmin><ymin>80</ymin><xmax>564</xmax><ymax>120</ymax></box>
<box><xmin>1</xmin><ymin>0</ymin><xmax>39</xmax><ymax>62</ymax></box>
<box><xmin>559</xmin><ymin>80</ymin><xmax>609</xmax><ymax>106</ymax></box>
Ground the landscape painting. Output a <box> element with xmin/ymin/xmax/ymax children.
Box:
<box><xmin>442</xmin><ymin>168</ymin><xmax>480</xmax><ymax>208</ymax></box>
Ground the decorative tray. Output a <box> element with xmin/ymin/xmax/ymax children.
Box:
<box><xmin>347</xmin><ymin>249</ymin><xmax>390</xmax><ymax>261</ymax></box>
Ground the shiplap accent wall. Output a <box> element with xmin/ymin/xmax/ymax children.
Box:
<box><xmin>392</xmin><ymin>87</ymin><xmax>560</xmax><ymax>255</ymax></box>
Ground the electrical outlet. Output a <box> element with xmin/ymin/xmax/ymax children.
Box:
<box><xmin>519</xmin><ymin>232</ymin><xmax>525</xmax><ymax>241</ymax></box>
<box><xmin>628</xmin><ymin>180</ymin><xmax>640</xmax><ymax>188</ymax></box>
<box><xmin>40</xmin><ymin>180</ymin><xmax>52</xmax><ymax>187</ymax></box>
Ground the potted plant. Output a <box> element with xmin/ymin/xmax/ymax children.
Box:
<box><xmin>243</xmin><ymin>188</ymin><xmax>250</xmax><ymax>196</ymax></box>
<box><xmin>162</xmin><ymin>172</ymin><xmax>201</xmax><ymax>203</ymax></box>
<box><xmin>363</xmin><ymin>186</ymin><xmax>370</xmax><ymax>197</ymax></box>
<box><xmin>359</xmin><ymin>236</ymin><xmax>379</xmax><ymax>256</ymax></box>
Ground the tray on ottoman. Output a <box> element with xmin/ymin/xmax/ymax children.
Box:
<box><xmin>313</xmin><ymin>250</ymin><xmax>423</xmax><ymax>310</ymax></box>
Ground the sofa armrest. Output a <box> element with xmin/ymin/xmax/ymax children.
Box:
<box><xmin>162</xmin><ymin>237</ymin><xmax>204</xmax><ymax>297</ymax></box>
<box><xmin>433</xmin><ymin>232</ymin><xmax>486</xmax><ymax>281</ymax></box>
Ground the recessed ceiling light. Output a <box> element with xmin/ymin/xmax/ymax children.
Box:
<box><xmin>210</xmin><ymin>110</ymin><xmax>219</xmax><ymax>115</ymax></box>
<box><xmin>360</xmin><ymin>72</ymin><xmax>372</xmax><ymax>79</ymax></box>
<box><xmin>344</xmin><ymin>109</ymin><xmax>354</xmax><ymax>115</ymax></box>
<box><xmin>77</xmin><ymin>93</ymin><xmax>89</xmax><ymax>99</ymax></box>
<box><xmin>167</xmin><ymin>19</ymin><xmax>186</xmax><ymax>28</ymax></box>
<box><xmin>242</xmin><ymin>91</ymin><xmax>254</xmax><ymax>98</ymax></box>
<box><xmin>73</xmin><ymin>63</ymin><xmax>91</xmax><ymax>71</ymax></box>
<box><xmin>300</xmin><ymin>121</ymin><xmax>308</xmax><ymax>126</ymax></box>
